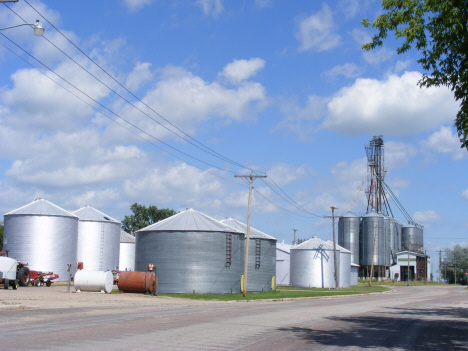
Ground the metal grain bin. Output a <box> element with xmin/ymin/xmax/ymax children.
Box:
<box><xmin>338</xmin><ymin>211</ymin><xmax>360</xmax><ymax>265</ymax></box>
<box><xmin>290</xmin><ymin>236</ymin><xmax>337</xmax><ymax>288</ymax></box>
<box><xmin>135</xmin><ymin>209</ymin><xmax>245</xmax><ymax>294</ymax></box>
<box><xmin>3</xmin><ymin>198</ymin><xmax>78</xmax><ymax>281</ymax></box>
<box><xmin>72</xmin><ymin>206</ymin><xmax>121</xmax><ymax>272</ymax></box>
<box><xmin>402</xmin><ymin>224</ymin><xmax>418</xmax><ymax>251</ymax></box>
<box><xmin>276</xmin><ymin>241</ymin><xmax>292</xmax><ymax>286</ymax></box>
<box><xmin>119</xmin><ymin>230</ymin><xmax>135</xmax><ymax>271</ymax></box>
<box><xmin>327</xmin><ymin>240</ymin><xmax>351</xmax><ymax>288</ymax></box>
<box><xmin>360</xmin><ymin>210</ymin><xmax>385</xmax><ymax>266</ymax></box>
<box><xmin>383</xmin><ymin>216</ymin><xmax>391</xmax><ymax>267</ymax></box>
<box><xmin>221</xmin><ymin>218</ymin><xmax>276</xmax><ymax>292</ymax></box>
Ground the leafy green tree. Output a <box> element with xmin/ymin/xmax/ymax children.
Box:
<box><xmin>294</xmin><ymin>238</ymin><xmax>309</xmax><ymax>245</ymax></box>
<box><xmin>122</xmin><ymin>203</ymin><xmax>177</xmax><ymax>234</ymax></box>
<box><xmin>362</xmin><ymin>1</ymin><xmax>468</xmax><ymax>149</ymax></box>
<box><xmin>441</xmin><ymin>244</ymin><xmax>468</xmax><ymax>285</ymax></box>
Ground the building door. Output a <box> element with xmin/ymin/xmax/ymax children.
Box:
<box><xmin>400</xmin><ymin>266</ymin><xmax>414</xmax><ymax>281</ymax></box>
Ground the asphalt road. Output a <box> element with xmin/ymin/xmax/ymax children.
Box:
<box><xmin>1</xmin><ymin>285</ymin><xmax>467</xmax><ymax>350</ymax></box>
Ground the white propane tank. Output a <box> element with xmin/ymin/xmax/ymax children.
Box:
<box><xmin>74</xmin><ymin>270</ymin><xmax>113</xmax><ymax>293</ymax></box>
<box><xmin>0</xmin><ymin>256</ymin><xmax>18</xmax><ymax>280</ymax></box>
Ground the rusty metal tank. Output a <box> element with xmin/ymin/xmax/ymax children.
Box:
<box><xmin>118</xmin><ymin>271</ymin><xmax>157</xmax><ymax>295</ymax></box>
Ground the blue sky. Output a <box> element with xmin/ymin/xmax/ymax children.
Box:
<box><xmin>1</xmin><ymin>0</ymin><xmax>466</xmax><ymax>275</ymax></box>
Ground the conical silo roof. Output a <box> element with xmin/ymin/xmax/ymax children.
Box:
<box><xmin>342</xmin><ymin>210</ymin><xmax>359</xmax><ymax>218</ymax></box>
<box><xmin>4</xmin><ymin>198</ymin><xmax>77</xmax><ymax>218</ymax></box>
<box><xmin>291</xmin><ymin>235</ymin><xmax>334</xmax><ymax>250</ymax></box>
<box><xmin>220</xmin><ymin>218</ymin><xmax>276</xmax><ymax>240</ymax></box>
<box><xmin>120</xmin><ymin>230</ymin><xmax>135</xmax><ymax>243</ymax></box>
<box><xmin>72</xmin><ymin>205</ymin><xmax>121</xmax><ymax>224</ymax></box>
<box><xmin>326</xmin><ymin>240</ymin><xmax>351</xmax><ymax>253</ymax></box>
<box><xmin>277</xmin><ymin>241</ymin><xmax>293</xmax><ymax>254</ymax></box>
<box><xmin>136</xmin><ymin>208</ymin><xmax>243</xmax><ymax>234</ymax></box>
<box><xmin>363</xmin><ymin>209</ymin><xmax>384</xmax><ymax>218</ymax></box>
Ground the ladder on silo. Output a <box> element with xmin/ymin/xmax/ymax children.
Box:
<box><xmin>255</xmin><ymin>240</ymin><xmax>261</xmax><ymax>269</ymax></box>
<box><xmin>225</xmin><ymin>234</ymin><xmax>232</xmax><ymax>267</ymax></box>
<box><xmin>99</xmin><ymin>223</ymin><xmax>104</xmax><ymax>271</ymax></box>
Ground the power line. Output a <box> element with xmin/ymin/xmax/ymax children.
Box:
<box><xmin>16</xmin><ymin>1</ymin><xmax>259</xmax><ymax>174</ymax></box>
<box><xmin>0</xmin><ymin>38</ymin><xmax>245</xmax><ymax>187</ymax></box>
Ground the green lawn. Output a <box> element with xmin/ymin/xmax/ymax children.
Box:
<box><xmin>156</xmin><ymin>285</ymin><xmax>389</xmax><ymax>301</ymax></box>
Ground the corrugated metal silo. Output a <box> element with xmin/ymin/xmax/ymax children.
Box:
<box><xmin>338</xmin><ymin>211</ymin><xmax>360</xmax><ymax>265</ymax></box>
<box><xmin>3</xmin><ymin>198</ymin><xmax>78</xmax><ymax>281</ymax></box>
<box><xmin>119</xmin><ymin>230</ymin><xmax>135</xmax><ymax>271</ymax></box>
<box><xmin>73</xmin><ymin>206</ymin><xmax>121</xmax><ymax>272</ymax></box>
<box><xmin>135</xmin><ymin>209</ymin><xmax>245</xmax><ymax>294</ymax></box>
<box><xmin>276</xmin><ymin>241</ymin><xmax>292</xmax><ymax>286</ymax></box>
<box><xmin>383</xmin><ymin>216</ymin><xmax>391</xmax><ymax>267</ymax></box>
<box><xmin>221</xmin><ymin>218</ymin><xmax>276</xmax><ymax>292</ymax></box>
<box><xmin>396</xmin><ymin>222</ymin><xmax>403</xmax><ymax>252</ymax></box>
<box><xmin>290</xmin><ymin>236</ymin><xmax>337</xmax><ymax>288</ymax></box>
<box><xmin>326</xmin><ymin>240</ymin><xmax>351</xmax><ymax>288</ymax></box>
<box><xmin>360</xmin><ymin>210</ymin><xmax>385</xmax><ymax>266</ymax></box>
<box><xmin>402</xmin><ymin>224</ymin><xmax>418</xmax><ymax>251</ymax></box>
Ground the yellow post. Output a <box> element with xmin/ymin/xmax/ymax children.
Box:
<box><xmin>240</xmin><ymin>274</ymin><xmax>244</xmax><ymax>293</ymax></box>
<box><xmin>271</xmin><ymin>275</ymin><xmax>276</xmax><ymax>291</ymax></box>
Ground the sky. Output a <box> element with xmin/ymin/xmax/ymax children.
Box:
<box><xmin>0</xmin><ymin>0</ymin><xmax>466</xmax><ymax>277</ymax></box>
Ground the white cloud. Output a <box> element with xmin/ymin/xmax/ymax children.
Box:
<box><xmin>362</xmin><ymin>47</ymin><xmax>393</xmax><ymax>64</ymax></box>
<box><xmin>322</xmin><ymin>71</ymin><xmax>459</xmax><ymax>136</ymax></box>
<box><xmin>254</xmin><ymin>0</ymin><xmax>272</xmax><ymax>8</ymax></box>
<box><xmin>384</xmin><ymin>141</ymin><xmax>418</xmax><ymax>169</ymax></box>
<box><xmin>274</xmin><ymin>95</ymin><xmax>327</xmax><ymax>141</ymax></box>
<box><xmin>122</xmin><ymin>0</ymin><xmax>154</xmax><ymax>11</ymax></box>
<box><xmin>413</xmin><ymin>210</ymin><xmax>442</xmax><ymax>223</ymax></box>
<box><xmin>324</xmin><ymin>63</ymin><xmax>363</xmax><ymax>79</ymax></box>
<box><xmin>125</xmin><ymin>62</ymin><xmax>153</xmax><ymax>91</ymax></box>
<box><xmin>462</xmin><ymin>189</ymin><xmax>468</xmax><ymax>200</ymax></box>
<box><xmin>220</xmin><ymin>58</ymin><xmax>266</xmax><ymax>84</ymax></box>
<box><xmin>422</xmin><ymin>126</ymin><xmax>467</xmax><ymax>160</ymax></box>
<box><xmin>349</xmin><ymin>28</ymin><xmax>372</xmax><ymax>45</ymax></box>
<box><xmin>295</xmin><ymin>4</ymin><xmax>341</xmax><ymax>52</ymax></box>
<box><xmin>338</xmin><ymin>0</ymin><xmax>359</xmax><ymax>19</ymax></box>
<box><xmin>196</xmin><ymin>0</ymin><xmax>224</xmax><ymax>16</ymax></box>
<box><xmin>394</xmin><ymin>60</ymin><xmax>412</xmax><ymax>73</ymax></box>
<box><xmin>266</xmin><ymin>163</ymin><xmax>313</xmax><ymax>187</ymax></box>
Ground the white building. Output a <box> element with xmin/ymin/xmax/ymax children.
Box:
<box><xmin>389</xmin><ymin>251</ymin><xmax>431</xmax><ymax>281</ymax></box>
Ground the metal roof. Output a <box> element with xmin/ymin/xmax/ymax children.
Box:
<box><xmin>342</xmin><ymin>210</ymin><xmax>359</xmax><ymax>218</ymax></box>
<box><xmin>136</xmin><ymin>208</ymin><xmax>244</xmax><ymax>234</ymax></box>
<box><xmin>326</xmin><ymin>240</ymin><xmax>351</xmax><ymax>253</ymax></box>
<box><xmin>120</xmin><ymin>230</ymin><xmax>135</xmax><ymax>243</ymax></box>
<box><xmin>220</xmin><ymin>218</ymin><xmax>276</xmax><ymax>240</ymax></box>
<box><xmin>4</xmin><ymin>198</ymin><xmax>78</xmax><ymax>218</ymax></box>
<box><xmin>291</xmin><ymin>235</ymin><xmax>334</xmax><ymax>250</ymax></box>
<box><xmin>276</xmin><ymin>242</ymin><xmax>293</xmax><ymax>254</ymax></box>
<box><xmin>72</xmin><ymin>205</ymin><xmax>121</xmax><ymax>224</ymax></box>
<box><xmin>363</xmin><ymin>209</ymin><xmax>384</xmax><ymax>218</ymax></box>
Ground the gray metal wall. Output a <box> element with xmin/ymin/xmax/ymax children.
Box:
<box><xmin>276</xmin><ymin>249</ymin><xmax>290</xmax><ymax>286</ymax></box>
<box><xmin>338</xmin><ymin>251</ymin><xmax>351</xmax><ymax>288</ymax></box>
<box><xmin>360</xmin><ymin>213</ymin><xmax>385</xmax><ymax>266</ymax></box>
<box><xmin>383</xmin><ymin>216</ymin><xmax>391</xmax><ymax>266</ymax></box>
<box><xmin>246</xmin><ymin>239</ymin><xmax>276</xmax><ymax>292</ymax></box>
<box><xmin>338</xmin><ymin>215</ymin><xmax>360</xmax><ymax>265</ymax></box>
<box><xmin>119</xmin><ymin>242</ymin><xmax>135</xmax><ymax>271</ymax></box>
<box><xmin>402</xmin><ymin>225</ymin><xmax>418</xmax><ymax>251</ymax></box>
<box><xmin>290</xmin><ymin>249</ymin><xmax>337</xmax><ymax>288</ymax></box>
<box><xmin>3</xmin><ymin>215</ymin><xmax>78</xmax><ymax>281</ymax></box>
<box><xmin>135</xmin><ymin>231</ymin><xmax>244</xmax><ymax>294</ymax></box>
<box><xmin>77</xmin><ymin>221</ymin><xmax>120</xmax><ymax>271</ymax></box>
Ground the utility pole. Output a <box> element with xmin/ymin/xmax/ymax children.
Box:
<box><xmin>438</xmin><ymin>250</ymin><xmax>442</xmax><ymax>283</ymax></box>
<box><xmin>323</xmin><ymin>206</ymin><xmax>339</xmax><ymax>289</ymax></box>
<box><xmin>424</xmin><ymin>250</ymin><xmax>427</xmax><ymax>285</ymax></box>
<box><xmin>235</xmin><ymin>172</ymin><xmax>267</xmax><ymax>297</ymax></box>
<box><xmin>292</xmin><ymin>229</ymin><xmax>298</xmax><ymax>245</ymax></box>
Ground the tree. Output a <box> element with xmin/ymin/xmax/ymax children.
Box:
<box><xmin>362</xmin><ymin>1</ymin><xmax>468</xmax><ymax>149</ymax></box>
<box><xmin>121</xmin><ymin>203</ymin><xmax>177</xmax><ymax>234</ymax></box>
<box><xmin>440</xmin><ymin>244</ymin><xmax>468</xmax><ymax>285</ymax></box>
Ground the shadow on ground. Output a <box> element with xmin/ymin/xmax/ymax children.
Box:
<box><xmin>278</xmin><ymin>306</ymin><xmax>468</xmax><ymax>350</ymax></box>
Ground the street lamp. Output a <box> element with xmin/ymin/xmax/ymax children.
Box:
<box><xmin>0</xmin><ymin>20</ymin><xmax>44</xmax><ymax>36</ymax></box>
